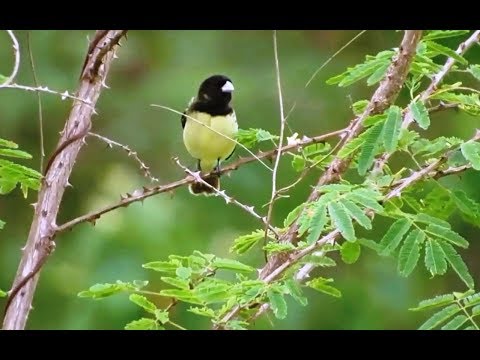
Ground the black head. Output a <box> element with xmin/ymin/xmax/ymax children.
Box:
<box><xmin>196</xmin><ymin>75</ymin><xmax>234</xmax><ymax>111</ymax></box>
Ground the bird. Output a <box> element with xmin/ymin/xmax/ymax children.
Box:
<box><xmin>181</xmin><ymin>74</ymin><xmax>238</xmax><ymax>196</ymax></box>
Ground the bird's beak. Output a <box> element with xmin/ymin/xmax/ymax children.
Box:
<box><xmin>221</xmin><ymin>81</ymin><xmax>234</xmax><ymax>93</ymax></box>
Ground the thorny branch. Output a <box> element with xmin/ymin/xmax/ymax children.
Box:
<box><xmin>247</xmin><ymin>129</ymin><xmax>480</xmax><ymax>324</ymax></box>
<box><xmin>55</xmin><ymin>129</ymin><xmax>345</xmax><ymax>234</ymax></box>
<box><xmin>213</xmin><ymin>30</ymin><xmax>423</xmax><ymax>329</ymax></box>
<box><xmin>174</xmin><ymin>158</ymin><xmax>279</xmax><ymax>238</ymax></box>
<box><xmin>2</xmin><ymin>30</ymin><xmax>127</xmax><ymax>330</ymax></box>
<box><xmin>373</xmin><ymin>30</ymin><xmax>480</xmax><ymax>173</ymax></box>
<box><xmin>89</xmin><ymin>132</ymin><xmax>159</xmax><ymax>183</ymax></box>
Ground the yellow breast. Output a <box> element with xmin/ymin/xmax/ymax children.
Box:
<box><xmin>183</xmin><ymin>111</ymin><xmax>238</xmax><ymax>172</ymax></box>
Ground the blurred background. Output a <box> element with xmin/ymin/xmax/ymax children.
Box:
<box><xmin>1</xmin><ymin>30</ymin><xmax>479</xmax><ymax>330</ymax></box>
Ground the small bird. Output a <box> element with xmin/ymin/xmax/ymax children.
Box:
<box><xmin>181</xmin><ymin>75</ymin><xmax>238</xmax><ymax>195</ymax></box>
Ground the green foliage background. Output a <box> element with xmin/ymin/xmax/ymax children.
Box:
<box><xmin>1</xmin><ymin>30</ymin><xmax>480</xmax><ymax>329</ymax></box>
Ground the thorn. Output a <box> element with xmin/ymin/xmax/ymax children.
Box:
<box><xmin>30</xmin><ymin>202</ymin><xmax>37</xmax><ymax>210</ymax></box>
<box><xmin>120</xmin><ymin>194</ymin><xmax>127</xmax><ymax>201</ymax></box>
<box><xmin>142</xmin><ymin>186</ymin><xmax>149</xmax><ymax>193</ymax></box>
<box><xmin>65</xmin><ymin>181</ymin><xmax>73</xmax><ymax>188</ymax></box>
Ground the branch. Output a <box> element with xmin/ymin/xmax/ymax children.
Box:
<box><xmin>55</xmin><ymin>128</ymin><xmax>346</xmax><ymax>235</ymax></box>
<box><xmin>2</xmin><ymin>30</ymin><xmax>127</xmax><ymax>330</ymax></box>
<box><xmin>259</xmin><ymin>30</ymin><xmax>423</xmax><ymax>279</ymax></box>
<box><xmin>88</xmin><ymin>132</ymin><xmax>159</xmax><ymax>183</ymax></box>
<box><xmin>213</xmin><ymin>30</ymin><xmax>423</xmax><ymax>329</ymax></box>
<box><xmin>249</xmin><ymin>130</ymin><xmax>480</xmax><ymax>324</ymax></box>
<box><xmin>0</xmin><ymin>30</ymin><xmax>20</xmax><ymax>88</ymax></box>
<box><xmin>374</xmin><ymin>30</ymin><xmax>480</xmax><ymax>173</ymax></box>
<box><xmin>174</xmin><ymin>158</ymin><xmax>279</xmax><ymax>238</ymax></box>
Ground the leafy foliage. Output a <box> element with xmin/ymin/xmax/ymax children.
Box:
<box><xmin>411</xmin><ymin>290</ymin><xmax>480</xmax><ymax>330</ymax></box>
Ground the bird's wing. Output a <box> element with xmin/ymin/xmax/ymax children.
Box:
<box><xmin>181</xmin><ymin>97</ymin><xmax>196</xmax><ymax>129</ymax></box>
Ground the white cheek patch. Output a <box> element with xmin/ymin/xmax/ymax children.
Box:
<box><xmin>221</xmin><ymin>81</ymin><xmax>234</xmax><ymax>93</ymax></box>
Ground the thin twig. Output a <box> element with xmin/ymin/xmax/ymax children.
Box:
<box><xmin>89</xmin><ymin>132</ymin><xmax>159</xmax><ymax>183</ymax></box>
<box><xmin>264</xmin><ymin>30</ymin><xmax>287</xmax><ymax>248</ymax></box>
<box><xmin>1</xmin><ymin>83</ymin><xmax>93</xmax><ymax>105</ymax></box>
<box><xmin>0</xmin><ymin>30</ymin><xmax>20</xmax><ymax>88</ymax></box>
<box><xmin>26</xmin><ymin>31</ymin><xmax>45</xmax><ymax>171</ymax></box>
<box><xmin>174</xmin><ymin>158</ymin><xmax>279</xmax><ymax>238</ymax></box>
<box><xmin>55</xmin><ymin>128</ymin><xmax>345</xmax><ymax>235</ymax></box>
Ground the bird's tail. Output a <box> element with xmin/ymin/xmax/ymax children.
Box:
<box><xmin>189</xmin><ymin>173</ymin><xmax>220</xmax><ymax>196</ymax></box>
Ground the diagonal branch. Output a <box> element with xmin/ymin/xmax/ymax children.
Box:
<box><xmin>214</xmin><ymin>30</ymin><xmax>423</xmax><ymax>328</ymax></box>
<box><xmin>55</xmin><ymin>128</ymin><xmax>346</xmax><ymax>235</ymax></box>
<box><xmin>259</xmin><ymin>30</ymin><xmax>423</xmax><ymax>279</ymax></box>
<box><xmin>373</xmin><ymin>30</ymin><xmax>480</xmax><ymax>173</ymax></box>
<box><xmin>2</xmin><ymin>30</ymin><xmax>127</xmax><ymax>330</ymax></box>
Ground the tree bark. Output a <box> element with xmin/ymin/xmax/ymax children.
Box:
<box><xmin>2</xmin><ymin>30</ymin><xmax>127</xmax><ymax>330</ymax></box>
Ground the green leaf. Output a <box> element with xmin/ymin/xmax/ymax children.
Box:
<box><xmin>326</xmin><ymin>50</ymin><xmax>394</xmax><ymax>87</ymax></box>
<box><xmin>441</xmin><ymin>314</ymin><xmax>468</xmax><ymax>330</ymax></box>
<box><xmin>426</xmin><ymin>224</ymin><xmax>469</xmax><ymax>249</ymax></box>
<box><xmin>284</xmin><ymin>279</ymin><xmax>308</xmax><ymax>307</ymax></box>
<box><xmin>340</xmin><ymin>241</ymin><xmax>361</xmax><ymax>264</ymax></box>
<box><xmin>398</xmin><ymin>229</ymin><xmax>423</xmax><ymax>277</ymax></box>
<box><xmin>425</xmin><ymin>41</ymin><xmax>468</xmax><ymax>65</ymax></box>
<box><xmin>0</xmin><ymin>289</ymin><xmax>6</xmax><ymax>297</ymax></box>
<box><xmin>129</xmin><ymin>294</ymin><xmax>156</xmax><ymax>314</ymax></box>
<box><xmin>236</xmin><ymin>128</ymin><xmax>279</xmax><ymax>148</ymax></box>
<box><xmin>383</xmin><ymin>105</ymin><xmax>402</xmax><ymax>153</ymax></box>
<box><xmin>305</xmin><ymin>204</ymin><xmax>327</xmax><ymax>244</ymax></box>
<box><xmin>161</xmin><ymin>276</ymin><xmax>190</xmax><ymax>290</ymax></box>
<box><xmin>263</xmin><ymin>242</ymin><xmax>296</xmax><ymax>253</ymax></box>
<box><xmin>357</xmin><ymin>122</ymin><xmax>384</xmax><ymax>176</ymax></box>
<box><xmin>451</xmin><ymin>190</ymin><xmax>480</xmax><ymax>220</ymax></box>
<box><xmin>154</xmin><ymin>309</ymin><xmax>169</xmax><ymax>324</ymax></box>
<box><xmin>463</xmin><ymin>293</ymin><xmax>480</xmax><ymax>307</ymax></box>
<box><xmin>418</xmin><ymin>304</ymin><xmax>461</xmax><ymax>330</ymax></box>
<box><xmin>132</xmin><ymin>280</ymin><xmax>148</xmax><ymax>290</ymax></box>
<box><xmin>230</xmin><ymin>229</ymin><xmax>265</xmax><ymax>254</ymax></box>
<box><xmin>0</xmin><ymin>74</ymin><xmax>8</xmax><ymax>84</ymax></box>
<box><xmin>225</xmin><ymin>320</ymin><xmax>249</xmax><ymax>330</ymax></box>
<box><xmin>0</xmin><ymin>138</ymin><xmax>18</xmax><ymax>149</ymax></box>
<box><xmin>267</xmin><ymin>290</ymin><xmax>288</xmax><ymax>319</ymax></box>
<box><xmin>363</xmin><ymin>114</ymin><xmax>387</xmax><ymax>127</ymax></box>
<box><xmin>0</xmin><ymin>219</ymin><xmax>5</xmax><ymax>230</ymax></box>
<box><xmin>303</xmin><ymin>255</ymin><xmax>337</xmax><ymax>267</ymax></box>
<box><xmin>0</xmin><ymin>148</ymin><xmax>32</xmax><ymax>159</ymax></box>
<box><xmin>341</xmin><ymin>199</ymin><xmax>372</xmax><ymax>230</ymax></box>
<box><xmin>472</xmin><ymin>305</ymin><xmax>480</xmax><ymax>316</ymax></box>
<box><xmin>125</xmin><ymin>318</ymin><xmax>160</xmax><ymax>330</ymax></box>
<box><xmin>410</xmin><ymin>293</ymin><xmax>455</xmax><ymax>311</ymax></box>
<box><xmin>175</xmin><ymin>266</ymin><xmax>192</xmax><ymax>280</ymax></box>
<box><xmin>77</xmin><ymin>283</ymin><xmax>124</xmax><ymax>299</ymax></box>
<box><xmin>306</xmin><ymin>277</ymin><xmax>342</xmax><ymax>298</ymax></box>
<box><xmin>349</xmin><ymin>189</ymin><xmax>384</xmax><ymax>213</ymax></box>
<box><xmin>424</xmin><ymin>239</ymin><xmax>448</xmax><ymax>276</ymax></box>
<box><xmin>358</xmin><ymin>238</ymin><xmax>383</xmax><ymax>254</ymax></box>
<box><xmin>328</xmin><ymin>202</ymin><xmax>355</xmax><ymax>242</ymax></box>
<box><xmin>379</xmin><ymin>218</ymin><xmax>411</xmax><ymax>256</ymax></box>
<box><xmin>188</xmin><ymin>306</ymin><xmax>216</xmax><ymax>318</ymax></box>
<box><xmin>283</xmin><ymin>204</ymin><xmax>304</xmax><ymax>228</ymax></box>
<box><xmin>159</xmin><ymin>289</ymin><xmax>203</xmax><ymax>305</ymax></box>
<box><xmin>468</xmin><ymin>65</ymin><xmax>480</xmax><ymax>81</ymax></box>
<box><xmin>212</xmin><ymin>258</ymin><xmax>254</xmax><ymax>273</ymax></box>
<box><xmin>318</xmin><ymin>184</ymin><xmax>353</xmax><ymax>193</ymax></box>
<box><xmin>437</xmin><ymin>241</ymin><xmax>474</xmax><ymax>289</ymax></box>
<box><xmin>415</xmin><ymin>213</ymin><xmax>451</xmax><ymax>229</ymax></box>
<box><xmin>367</xmin><ymin>62</ymin><xmax>389</xmax><ymax>86</ymax></box>
<box><xmin>423</xmin><ymin>30</ymin><xmax>470</xmax><ymax>41</ymax></box>
<box><xmin>142</xmin><ymin>261</ymin><xmax>178</xmax><ymax>274</ymax></box>
<box><xmin>410</xmin><ymin>100</ymin><xmax>430</xmax><ymax>130</ymax></box>
<box><xmin>194</xmin><ymin>281</ymin><xmax>232</xmax><ymax>303</ymax></box>
<box><xmin>461</xmin><ymin>141</ymin><xmax>480</xmax><ymax>170</ymax></box>
<box><xmin>352</xmin><ymin>100</ymin><xmax>369</xmax><ymax>115</ymax></box>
